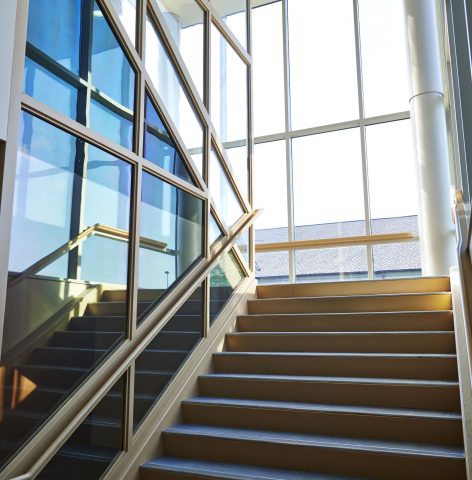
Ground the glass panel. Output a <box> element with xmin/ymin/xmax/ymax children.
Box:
<box><xmin>0</xmin><ymin>112</ymin><xmax>131</xmax><ymax>469</ymax></box>
<box><xmin>133</xmin><ymin>286</ymin><xmax>203</xmax><ymax>431</ymax></box>
<box><xmin>146</xmin><ymin>17</ymin><xmax>204</xmax><ymax>176</ymax></box>
<box><xmin>296</xmin><ymin>246</ymin><xmax>369</xmax><ymax>283</ymax></box>
<box><xmin>288</xmin><ymin>0</ymin><xmax>358</xmax><ymax>130</ymax></box>
<box><xmin>254</xmin><ymin>141</ymin><xmax>288</xmax><ymax>241</ymax></box>
<box><xmin>366</xmin><ymin>120</ymin><xmax>419</xmax><ymax>234</ymax></box>
<box><xmin>209</xmin><ymin>149</ymin><xmax>244</xmax><ymax>228</ymax></box>
<box><xmin>155</xmin><ymin>0</ymin><xmax>205</xmax><ymax>100</ymax></box>
<box><xmin>144</xmin><ymin>95</ymin><xmax>194</xmax><ymax>184</ymax></box>
<box><xmin>209</xmin><ymin>213</ymin><xmax>224</xmax><ymax>246</ymax></box>
<box><xmin>252</xmin><ymin>1</ymin><xmax>285</xmax><ymax>137</ymax></box>
<box><xmin>138</xmin><ymin>171</ymin><xmax>204</xmax><ymax>323</ymax></box>
<box><xmin>236</xmin><ymin>230</ymin><xmax>250</xmax><ymax>266</ymax></box>
<box><xmin>292</xmin><ymin>130</ymin><xmax>365</xmax><ymax>239</ymax></box>
<box><xmin>373</xmin><ymin>242</ymin><xmax>422</xmax><ymax>280</ymax></box>
<box><xmin>211</xmin><ymin>0</ymin><xmax>247</xmax><ymax>49</ymax></box>
<box><xmin>359</xmin><ymin>0</ymin><xmax>410</xmax><ymax>117</ymax></box>
<box><xmin>37</xmin><ymin>375</ymin><xmax>125</xmax><ymax>479</ymax></box>
<box><xmin>255</xmin><ymin>251</ymin><xmax>289</xmax><ymax>285</ymax></box>
<box><xmin>225</xmin><ymin>145</ymin><xmax>248</xmax><ymax>199</ymax></box>
<box><xmin>210</xmin><ymin>251</ymin><xmax>245</xmax><ymax>325</ymax></box>
<box><xmin>110</xmin><ymin>0</ymin><xmax>137</xmax><ymax>46</ymax></box>
<box><xmin>211</xmin><ymin>24</ymin><xmax>248</xmax><ymax>166</ymax></box>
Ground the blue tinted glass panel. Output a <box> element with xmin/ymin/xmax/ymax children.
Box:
<box><xmin>209</xmin><ymin>213</ymin><xmax>224</xmax><ymax>246</ymax></box>
<box><xmin>90</xmin><ymin>98</ymin><xmax>133</xmax><ymax>149</ymax></box>
<box><xmin>24</xmin><ymin>57</ymin><xmax>78</xmax><ymax>119</ymax></box>
<box><xmin>27</xmin><ymin>0</ymin><xmax>81</xmax><ymax>74</ymax></box>
<box><xmin>92</xmin><ymin>1</ymin><xmax>135</xmax><ymax>109</ymax></box>
<box><xmin>144</xmin><ymin>96</ymin><xmax>193</xmax><ymax>183</ymax></box>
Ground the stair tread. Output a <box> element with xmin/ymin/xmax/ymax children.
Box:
<box><xmin>229</xmin><ymin>331</ymin><xmax>454</xmax><ymax>336</ymax></box>
<box><xmin>143</xmin><ymin>457</ymin><xmax>364</xmax><ymax>479</ymax></box>
<box><xmin>215</xmin><ymin>352</ymin><xmax>457</xmax><ymax>359</ymax></box>
<box><xmin>184</xmin><ymin>396</ymin><xmax>462</xmax><ymax>420</ymax></box>
<box><xmin>241</xmin><ymin>310</ymin><xmax>453</xmax><ymax>317</ymax></box>
<box><xmin>165</xmin><ymin>424</ymin><xmax>465</xmax><ymax>459</ymax></box>
<box><xmin>202</xmin><ymin>373</ymin><xmax>460</xmax><ymax>387</ymax></box>
<box><xmin>251</xmin><ymin>292</ymin><xmax>451</xmax><ymax>301</ymax></box>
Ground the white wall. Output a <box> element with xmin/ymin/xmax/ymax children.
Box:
<box><xmin>0</xmin><ymin>0</ymin><xmax>17</xmax><ymax>141</ymax></box>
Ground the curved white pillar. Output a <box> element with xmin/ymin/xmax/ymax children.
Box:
<box><xmin>403</xmin><ymin>0</ymin><xmax>457</xmax><ymax>275</ymax></box>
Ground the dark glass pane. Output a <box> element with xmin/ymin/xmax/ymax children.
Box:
<box><xmin>144</xmin><ymin>96</ymin><xmax>194</xmax><ymax>184</ymax></box>
<box><xmin>92</xmin><ymin>1</ymin><xmax>135</xmax><ymax>110</ymax></box>
<box><xmin>0</xmin><ymin>112</ymin><xmax>131</xmax><ymax>469</ymax></box>
<box><xmin>27</xmin><ymin>0</ymin><xmax>81</xmax><ymax>74</ymax></box>
<box><xmin>133</xmin><ymin>286</ymin><xmax>204</xmax><ymax>431</ymax></box>
<box><xmin>209</xmin><ymin>251</ymin><xmax>245</xmax><ymax>325</ymax></box>
<box><xmin>138</xmin><ymin>172</ymin><xmax>204</xmax><ymax>323</ymax></box>
<box><xmin>37</xmin><ymin>375</ymin><xmax>125</xmax><ymax>479</ymax></box>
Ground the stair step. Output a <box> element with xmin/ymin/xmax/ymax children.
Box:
<box><xmin>136</xmin><ymin>349</ymin><xmax>192</xmax><ymax>372</ymax></box>
<box><xmin>247</xmin><ymin>293</ymin><xmax>452</xmax><ymax>315</ymax></box>
<box><xmin>237</xmin><ymin>311</ymin><xmax>454</xmax><ymax>332</ymax></box>
<box><xmin>32</xmin><ymin>347</ymin><xmax>108</xmax><ymax>369</ymax></box>
<box><xmin>225</xmin><ymin>331</ymin><xmax>456</xmax><ymax>354</ymax></box>
<box><xmin>162</xmin><ymin>424</ymin><xmax>466</xmax><ymax>480</ymax></box>
<box><xmin>17</xmin><ymin>365</ymin><xmax>88</xmax><ymax>390</ymax></box>
<box><xmin>50</xmin><ymin>331</ymin><xmax>123</xmax><ymax>349</ymax></box>
<box><xmin>199</xmin><ymin>374</ymin><xmax>461</xmax><ymax>411</ymax></box>
<box><xmin>182</xmin><ymin>397</ymin><xmax>463</xmax><ymax>446</ymax></box>
<box><xmin>213</xmin><ymin>352</ymin><xmax>458</xmax><ymax>381</ymax></box>
<box><xmin>256</xmin><ymin>276</ymin><xmax>450</xmax><ymax>299</ymax></box>
<box><xmin>102</xmin><ymin>287</ymin><xmax>203</xmax><ymax>303</ymax></box>
<box><xmin>141</xmin><ymin>457</ymin><xmax>364</xmax><ymax>479</ymax></box>
<box><xmin>148</xmin><ymin>332</ymin><xmax>202</xmax><ymax>351</ymax></box>
<box><xmin>68</xmin><ymin>316</ymin><xmax>126</xmax><ymax>333</ymax></box>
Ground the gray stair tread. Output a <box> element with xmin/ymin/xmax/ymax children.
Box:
<box><xmin>165</xmin><ymin>424</ymin><xmax>465</xmax><ymax>458</ymax></box>
<box><xmin>216</xmin><ymin>352</ymin><xmax>457</xmax><ymax>359</ymax></box>
<box><xmin>252</xmin><ymin>293</ymin><xmax>451</xmax><ymax>301</ymax></box>
<box><xmin>184</xmin><ymin>397</ymin><xmax>462</xmax><ymax>420</ymax></box>
<box><xmin>241</xmin><ymin>310</ymin><xmax>453</xmax><ymax>317</ymax></box>
<box><xmin>229</xmin><ymin>331</ymin><xmax>454</xmax><ymax>336</ymax></box>
<box><xmin>202</xmin><ymin>373</ymin><xmax>460</xmax><ymax>387</ymax></box>
<box><xmin>143</xmin><ymin>457</ymin><xmax>364</xmax><ymax>479</ymax></box>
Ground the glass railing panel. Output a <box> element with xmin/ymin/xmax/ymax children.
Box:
<box><xmin>144</xmin><ymin>94</ymin><xmax>195</xmax><ymax>184</ymax></box>
<box><xmin>211</xmin><ymin>0</ymin><xmax>247</xmax><ymax>49</ymax></box>
<box><xmin>24</xmin><ymin>0</ymin><xmax>136</xmax><ymax>150</ymax></box>
<box><xmin>255</xmin><ymin>251</ymin><xmax>289</xmax><ymax>285</ymax></box>
<box><xmin>137</xmin><ymin>171</ymin><xmax>204</xmax><ymax>324</ymax></box>
<box><xmin>133</xmin><ymin>285</ymin><xmax>204</xmax><ymax>431</ymax></box>
<box><xmin>373</xmin><ymin>242</ymin><xmax>422</xmax><ymax>279</ymax></box>
<box><xmin>209</xmin><ymin>149</ymin><xmax>244</xmax><ymax>228</ymax></box>
<box><xmin>37</xmin><ymin>374</ymin><xmax>126</xmax><ymax>479</ymax></box>
<box><xmin>209</xmin><ymin>212</ymin><xmax>225</xmax><ymax>247</ymax></box>
<box><xmin>209</xmin><ymin>251</ymin><xmax>245</xmax><ymax>325</ymax></box>
<box><xmin>295</xmin><ymin>246</ymin><xmax>368</xmax><ymax>283</ymax></box>
<box><xmin>109</xmin><ymin>0</ymin><xmax>137</xmax><ymax>46</ymax></box>
<box><xmin>145</xmin><ymin>16</ymin><xmax>204</xmax><ymax>176</ymax></box>
<box><xmin>155</xmin><ymin>0</ymin><xmax>205</xmax><ymax>100</ymax></box>
<box><xmin>0</xmin><ymin>111</ymin><xmax>131</xmax><ymax>469</ymax></box>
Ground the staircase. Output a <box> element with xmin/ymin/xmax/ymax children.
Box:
<box><xmin>141</xmin><ymin>276</ymin><xmax>468</xmax><ymax>480</ymax></box>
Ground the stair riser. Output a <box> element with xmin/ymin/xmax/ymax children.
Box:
<box><xmin>32</xmin><ymin>349</ymin><xmax>107</xmax><ymax>369</ymax></box>
<box><xmin>162</xmin><ymin>315</ymin><xmax>203</xmax><ymax>333</ymax></box>
<box><xmin>237</xmin><ymin>313</ymin><xmax>454</xmax><ymax>332</ymax></box>
<box><xmin>69</xmin><ymin>316</ymin><xmax>126</xmax><ymax>333</ymax></box>
<box><xmin>182</xmin><ymin>403</ymin><xmax>464</xmax><ymax>446</ymax></box>
<box><xmin>163</xmin><ymin>432</ymin><xmax>466</xmax><ymax>480</ymax></box>
<box><xmin>148</xmin><ymin>333</ymin><xmax>201</xmax><ymax>351</ymax></box>
<box><xmin>213</xmin><ymin>355</ymin><xmax>459</xmax><ymax>381</ymax></box>
<box><xmin>136</xmin><ymin>351</ymin><xmax>190</xmax><ymax>372</ymax></box>
<box><xmin>140</xmin><ymin>468</ymin><xmax>217</xmax><ymax>480</ymax></box>
<box><xmin>225</xmin><ymin>334</ymin><xmax>456</xmax><ymax>354</ymax></box>
<box><xmin>51</xmin><ymin>332</ymin><xmax>122</xmax><ymax>350</ymax></box>
<box><xmin>256</xmin><ymin>277</ymin><xmax>451</xmax><ymax>299</ymax></box>
<box><xmin>39</xmin><ymin>455</ymin><xmax>111</xmax><ymax>480</ymax></box>
<box><xmin>135</xmin><ymin>373</ymin><xmax>173</xmax><ymax>396</ymax></box>
<box><xmin>199</xmin><ymin>377</ymin><xmax>461</xmax><ymax>411</ymax></box>
<box><xmin>17</xmin><ymin>368</ymin><xmax>85</xmax><ymax>390</ymax></box>
<box><xmin>247</xmin><ymin>294</ymin><xmax>452</xmax><ymax>315</ymax></box>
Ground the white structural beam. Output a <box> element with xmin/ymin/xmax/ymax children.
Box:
<box><xmin>403</xmin><ymin>0</ymin><xmax>457</xmax><ymax>275</ymax></box>
<box><xmin>0</xmin><ymin>0</ymin><xmax>17</xmax><ymax>141</ymax></box>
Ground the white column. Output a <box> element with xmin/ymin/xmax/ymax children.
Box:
<box><xmin>403</xmin><ymin>0</ymin><xmax>457</xmax><ymax>275</ymax></box>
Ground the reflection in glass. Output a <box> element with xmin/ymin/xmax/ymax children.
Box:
<box><xmin>288</xmin><ymin>0</ymin><xmax>358</xmax><ymax>129</ymax></box>
<box><xmin>292</xmin><ymin>130</ymin><xmax>365</xmax><ymax>239</ymax></box>
<box><xmin>211</xmin><ymin>24</ymin><xmax>248</xmax><ymax>165</ymax></box>
<box><xmin>255</xmin><ymin>251</ymin><xmax>289</xmax><ymax>285</ymax></box>
<box><xmin>236</xmin><ymin>230</ymin><xmax>250</xmax><ymax>266</ymax></box>
<box><xmin>209</xmin><ymin>150</ymin><xmax>244</xmax><ymax>228</ymax></box>
<box><xmin>226</xmin><ymin>145</ymin><xmax>248</xmax><ymax>200</ymax></box>
<box><xmin>155</xmin><ymin>0</ymin><xmax>205</xmax><ymax>99</ymax></box>
<box><xmin>209</xmin><ymin>213</ymin><xmax>224</xmax><ymax>246</ymax></box>
<box><xmin>146</xmin><ymin>17</ymin><xmax>204</xmax><ymax>175</ymax></box>
<box><xmin>0</xmin><ymin>112</ymin><xmax>131</xmax><ymax>469</ymax></box>
<box><xmin>110</xmin><ymin>0</ymin><xmax>137</xmax><ymax>45</ymax></box>
<box><xmin>138</xmin><ymin>172</ymin><xmax>204</xmax><ymax>323</ymax></box>
<box><xmin>133</xmin><ymin>285</ymin><xmax>203</xmax><ymax>431</ymax></box>
<box><xmin>252</xmin><ymin>1</ymin><xmax>285</xmax><ymax>137</ymax></box>
<box><xmin>359</xmin><ymin>0</ymin><xmax>410</xmax><ymax>117</ymax></box>
<box><xmin>144</xmin><ymin>95</ymin><xmax>194</xmax><ymax>183</ymax></box>
<box><xmin>373</xmin><ymin>242</ymin><xmax>422</xmax><ymax>279</ymax></box>
<box><xmin>211</xmin><ymin>0</ymin><xmax>247</xmax><ymax>49</ymax></box>
<box><xmin>296</xmin><ymin>247</ymin><xmax>369</xmax><ymax>283</ymax></box>
<box><xmin>210</xmin><ymin>251</ymin><xmax>245</xmax><ymax>325</ymax></box>
<box><xmin>37</xmin><ymin>375</ymin><xmax>126</xmax><ymax>479</ymax></box>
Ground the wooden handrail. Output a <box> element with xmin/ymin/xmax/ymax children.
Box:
<box><xmin>255</xmin><ymin>232</ymin><xmax>417</xmax><ymax>253</ymax></box>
